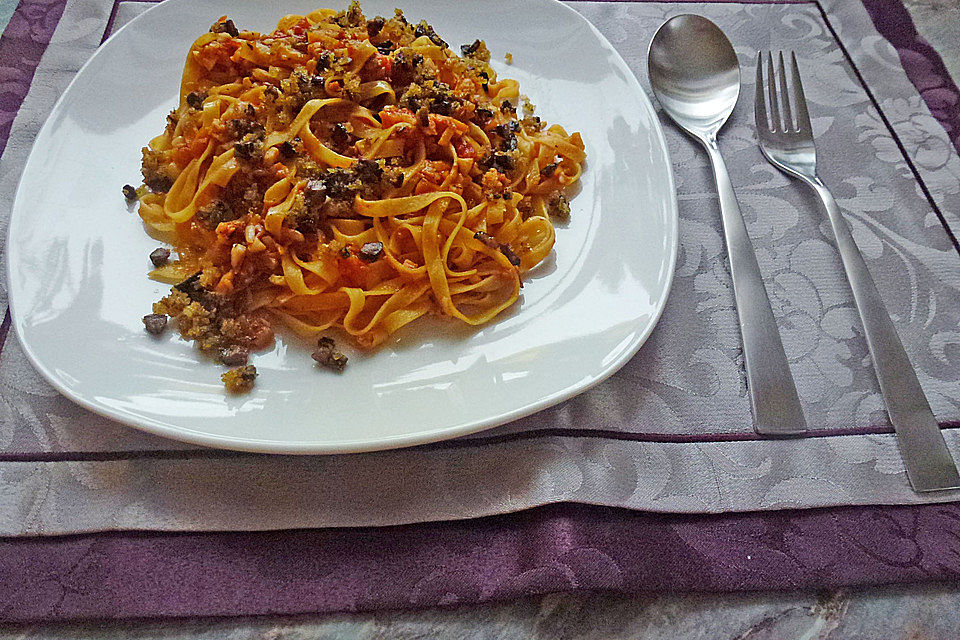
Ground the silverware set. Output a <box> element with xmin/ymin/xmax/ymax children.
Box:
<box><xmin>648</xmin><ymin>15</ymin><xmax>960</xmax><ymax>492</ymax></box>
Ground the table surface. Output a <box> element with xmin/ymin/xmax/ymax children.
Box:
<box><xmin>2</xmin><ymin>0</ymin><xmax>959</xmax><ymax>638</ymax></box>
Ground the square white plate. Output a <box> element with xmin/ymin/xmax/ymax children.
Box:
<box><xmin>7</xmin><ymin>0</ymin><xmax>677</xmax><ymax>453</ymax></box>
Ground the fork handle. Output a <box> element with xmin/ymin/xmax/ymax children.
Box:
<box><xmin>703</xmin><ymin>138</ymin><xmax>807</xmax><ymax>436</ymax></box>
<box><xmin>808</xmin><ymin>177</ymin><xmax>959</xmax><ymax>492</ymax></box>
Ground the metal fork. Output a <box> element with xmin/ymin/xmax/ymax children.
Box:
<box><xmin>755</xmin><ymin>51</ymin><xmax>960</xmax><ymax>492</ymax></box>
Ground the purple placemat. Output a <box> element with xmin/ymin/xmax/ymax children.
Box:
<box><xmin>864</xmin><ymin>0</ymin><xmax>960</xmax><ymax>155</ymax></box>
<box><xmin>1</xmin><ymin>0</ymin><xmax>960</xmax><ymax>621</ymax></box>
<box><xmin>3</xmin><ymin>501</ymin><xmax>960</xmax><ymax>621</ymax></box>
<box><xmin>0</xmin><ymin>0</ymin><xmax>67</xmax><ymax>160</ymax></box>
<box><xmin>4</xmin><ymin>0</ymin><xmax>960</xmax><ymax>533</ymax></box>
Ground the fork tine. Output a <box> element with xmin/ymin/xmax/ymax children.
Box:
<box><xmin>766</xmin><ymin>52</ymin><xmax>780</xmax><ymax>131</ymax></box>
<box><xmin>790</xmin><ymin>52</ymin><xmax>812</xmax><ymax>134</ymax></box>
<box><xmin>755</xmin><ymin>52</ymin><xmax>769</xmax><ymax>132</ymax></box>
<box><xmin>777</xmin><ymin>51</ymin><xmax>793</xmax><ymax>130</ymax></box>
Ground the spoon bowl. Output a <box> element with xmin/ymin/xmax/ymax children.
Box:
<box><xmin>648</xmin><ymin>14</ymin><xmax>741</xmax><ymax>138</ymax></box>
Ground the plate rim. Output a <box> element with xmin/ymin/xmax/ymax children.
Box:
<box><xmin>6</xmin><ymin>0</ymin><xmax>678</xmax><ymax>454</ymax></box>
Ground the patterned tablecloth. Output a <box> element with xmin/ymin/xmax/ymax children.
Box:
<box><xmin>1</xmin><ymin>0</ymin><xmax>960</xmax><ymax>621</ymax></box>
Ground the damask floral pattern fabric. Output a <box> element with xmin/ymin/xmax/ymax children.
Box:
<box><xmin>4</xmin><ymin>502</ymin><xmax>960</xmax><ymax>621</ymax></box>
<box><xmin>0</xmin><ymin>0</ymin><xmax>66</xmax><ymax>160</ymax></box>
<box><xmin>0</xmin><ymin>0</ymin><xmax>959</xmax><ymax>536</ymax></box>
<box><xmin>2</xmin><ymin>0</ymin><xmax>960</xmax><ymax>624</ymax></box>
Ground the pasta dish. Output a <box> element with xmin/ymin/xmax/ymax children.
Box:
<box><xmin>130</xmin><ymin>2</ymin><xmax>585</xmax><ymax>390</ymax></box>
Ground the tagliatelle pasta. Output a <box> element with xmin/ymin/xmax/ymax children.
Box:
<box><xmin>133</xmin><ymin>2</ymin><xmax>585</xmax><ymax>390</ymax></box>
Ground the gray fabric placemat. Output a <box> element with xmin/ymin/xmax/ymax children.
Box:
<box><xmin>1</xmin><ymin>0</ymin><xmax>959</xmax><ymax>535</ymax></box>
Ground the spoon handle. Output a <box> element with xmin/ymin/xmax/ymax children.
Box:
<box><xmin>703</xmin><ymin>137</ymin><xmax>807</xmax><ymax>436</ymax></box>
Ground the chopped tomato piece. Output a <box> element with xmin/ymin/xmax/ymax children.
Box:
<box><xmin>171</xmin><ymin>134</ymin><xmax>209</xmax><ymax>167</ymax></box>
<box><xmin>379</xmin><ymin>106</ymin><xmax>416</xmax><ymax>127</ymax></box>
<box><xmin>363</xmin><ymin>54</ymin><xmax>393</xmax><ymax>81</ymax></box>
<box><xmin>454</xmin><ymin>137</ymin><xmax>476</xmax><ymax>158</ymax></box>
<box><xmin>290</xmin><ymin>18</ymin><xmax>310</xmax><ymax>36</ymax></box>
<box><xmin>337</xmin><ymin>254</ymin><xmax>368</xmax><ymax>287</ymax></box>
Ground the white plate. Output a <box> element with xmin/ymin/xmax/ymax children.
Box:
<box><xmin>7</xmin><ymin>0</ymin><xmax>677</xmax><ymax>453</ymax></box>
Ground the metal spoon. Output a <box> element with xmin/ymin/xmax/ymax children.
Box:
<box><xmin>648</xmin><ymin>15</ymin><xmax>806</xmax><ymax>436</ymax></box>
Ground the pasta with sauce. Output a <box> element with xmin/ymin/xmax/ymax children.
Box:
<box><xmin>134</xmin><ymin>2</ymin><xmax>585</xmax><ymax>388</ymax></box>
